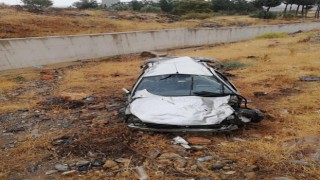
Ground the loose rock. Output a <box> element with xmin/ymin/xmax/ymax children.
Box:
<box><xmin>244</xmin><ymin>172</ymin><xmax>256</xmax><ymax>179</ymax></box>
<box><xmin>59</xmin><ymin>92</ymin><xmax>88</xmax><ymax>101</ymax></box>
<box><xmin>148</xmin><ymin>149</ymin><xmax>161</xmax><ymax>159</ymax></box>
<box><xmin>92</xmin><ymin>159</ymin><xmax>104</xmax><ymax>167</ymax></box>
<box><xmin>76</xmin><ymin>160</ymin><xmax>90</xmax><ymax>166</ymax></box>
<box><xmin>158</xmin><ymin>153</ymin><xmax>182</xmax><ymax>159</ymax></box>
<box><xmin>173</xmin><ymin>158</ymin><xmax>187</xmax><ymax>168</ymax></box>
<box><xmin>224</xmin><ymin>171</ymin><xmax>236</xmax><ymax>175</ymax></box>
<box><xmin>210</xmin><ymin>164</ymin><xmax>224</xmax><ymax>171</ymax></box>
<box><xmin>167</xmin><ymin>145</ymin><xmax>188</xmax><ymax>156</ymax></box>
<box><xmin>45</xmin><ymin>170</ymin><xmax>58</xmax><ymax>175</ymax></box>
<box><xmin>61</xmin><ymin>170</ymin><xmax>78</xmax><ymax>176</ymax></box>
<box><xmin>54</xmin><ymin>164</ymin><xmax>69</xmax><ymax>172</ymax></box>
<box><xmin>103</xmin><ymin>160</ymin><xmax>118</xmax><ymax>169</ymax></box>
<box><xmin>274</xmin><ymin>177</ymin><xmax>293</xmax><ymax>180</ymax></box>
<box><xmin>115</xmin><ymin>158</ymin><xmax>131</xmax><ymax>164</ymax></box>
<box><xmin>244</xmin><ymin>165</ymin><xmax>259</xmax><ymax>172</ymax></box>
<box><xmin>197</xmin><ymin>156</ymin><xmax>213</xmax><ymax>162</ymax></box>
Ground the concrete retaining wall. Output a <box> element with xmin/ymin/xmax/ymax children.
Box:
<box><xmin>1</xmin><ymin>22</ymin><xmax>320</xmax><ymax>71</ymax></box>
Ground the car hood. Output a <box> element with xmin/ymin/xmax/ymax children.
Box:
<box><xmin>129</xmin><ymin>90</ymin><xmax>235</xmax><ymax>126</ymax></box>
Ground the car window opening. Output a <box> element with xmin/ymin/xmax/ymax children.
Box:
<box><xmin>135</xmin><ymin>74</ymin><xmax>234</xmax><ymax>97</ymax></box>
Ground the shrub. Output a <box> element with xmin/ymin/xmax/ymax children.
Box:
<box><xmin>283</xmin><ymin>12</ymin><xmax>295</xmax><ymax>18</ymax></box>
<box><xmin>73</xmin><ymin>0</ymin><xmax>98</xmax><ymax>9</ymax></box>
<box><xmin>140</xmin><ymin>4</ymin><xmax>162</xmax><ymax>13</ymax></box>
<box><xmin>256</xmin><ymin>32</ymin><xmax>288</xmax><ymax>39</ymax></box>
<box><xmin>181</xmin><ymin>12</ymin><xmax>213</xmax><ymax>20</ymax></box>
<box><xmin>130</xmin><ymin>0</ymin><xmax>144</xmax><ymax>11</ymax></box>
<box><xmin>15</xmin><ymin>75</ymin><xmax>26</xmax><ymax>82</ymax></box>
<box><xmin>172</xmin><ymin>0</ymin><xmax>212</xmax><ymax>15</ymax></box>
<box><xmin>251</xmin><ymin>11</ymin><xmax>278</xmax><ymax>19</ymax></box>
<box><xmin>159</xmin><ymin>0</ymin><xmax>174</xmax><ymax>13</ymax></box>
<box><xmin>109</xmin><ymin>2</ymin><xmax>131</xmax><ymax>11</ymax></box>
<box><xmin>21</xmin><ymin>0</ymin><xmax>53</xmax><ymax>8</ymax></box>
<box><xmin>223</xmin><ymin>60</ymin><xmax>249</xmax><ymax>70</ymax></box>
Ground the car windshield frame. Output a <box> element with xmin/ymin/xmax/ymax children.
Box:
<box><xmin>132</xmin><ymin>74</ymin><xmax>235</xmax><ymax>97</ymax></box>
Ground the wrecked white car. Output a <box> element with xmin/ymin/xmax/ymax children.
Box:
<box><xmin>123</xmin><ymin>56</ymin><xmax>263</xmax><ymax>132</ymax></box>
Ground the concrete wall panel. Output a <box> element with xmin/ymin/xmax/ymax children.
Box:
<box><xmin>1</xmin><ymin>22</ymin><xmax>320</xmax><ymax>71</ymax></box>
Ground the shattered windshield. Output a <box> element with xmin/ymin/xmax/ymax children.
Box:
<box><xmin>134</xmin><ymin>74</ymin><xmax>233</xmax><ymax>96</ymax></box>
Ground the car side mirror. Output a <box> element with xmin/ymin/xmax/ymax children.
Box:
<box><xmin>122</xmin><ymin>88</ymin><xmax>130</xmax><ymax>94</ymax></box>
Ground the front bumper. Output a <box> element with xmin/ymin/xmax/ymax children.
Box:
<box><xmin>128</xmin><ymin>123</ymin><xmax>239</xmax><ymax>132</ymax></box>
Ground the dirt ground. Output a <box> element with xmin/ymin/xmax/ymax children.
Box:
<box><xmin>0</xmin><ymin>5</ymin><xmax>319</xmax><ymax>38</ymax></box>
<box><xmin>0</xmin><ymin>31</ymin><xmax>320</xmax><ymax>179</ymax></box>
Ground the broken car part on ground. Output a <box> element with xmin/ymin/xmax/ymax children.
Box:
<box><xmin>123</xmin><ymin>56</ymin><xmax>264</xmax><ymax>132</ymax></box>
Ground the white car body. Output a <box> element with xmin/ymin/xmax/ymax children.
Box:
<box><xmin>124</xmin><ymin>56</ymin><xmax>263</xmax><ymax>132</ymax></box>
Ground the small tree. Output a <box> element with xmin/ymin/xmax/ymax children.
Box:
<box><xmin>159</xmin><ymin>0</ymin><xmax>174</xmax><ymax>13</ymax></box>
<box><xmin>211</xmin><ymin>0</ymin><xmax>233</xmax><ymax>12</ymax></box>
<box><xmin>172</xmin><ymin>0</ymin><xmax>212</xmax><ymax>15</ymax></box>
<box><xmin>252</xmin><ymin>0</ymin><xmax>281</xmax><ymax>11</ymax></box>
<box><xmin>130</xmin><ymin>0</ymin><xmax>144</xmax><ymax>11</ymax></box>
<box><xmin>264</xmin><ymin>0</ymin><xmax>282</xmax><ymax>11</ymax></box>
<box><xmin>297</xmin><ymin>0</ymin><xmax>317</xmax><ymax>17</ymax></box>
<box><xmin>73</xmin><ymin>0</ymin><xmax>98</xmax><ymax>9</ymax></box>
<box><xmin>21</xmin><ymin>0</ymin><xmax>53</xmax><ymax>8</ymax></box>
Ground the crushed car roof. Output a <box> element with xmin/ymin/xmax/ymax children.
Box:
<box><xmin>143</xmin><ymin>56</ymin><xmax>213</xmax><ymax>77</ymax></box>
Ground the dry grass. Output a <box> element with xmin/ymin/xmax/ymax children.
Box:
<box><xmin>0</xmin><ymin>7</ymin><xmax>318</xmax><ymax>38</ymax></box>
<box><xmin>56</xmin><ymin>56</ymin><xmax>145</xmax><ymax>96</ymax></box>
<box><xmin>171</xmin><ymin>31</ymin><xmax>320</xmax><ymax>177</ymax></box>
<box><xmin>0</xmin><ymin>31</ymin><xmax>319</xmax><ymax>179</ymax></box>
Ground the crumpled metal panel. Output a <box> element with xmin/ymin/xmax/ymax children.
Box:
<box><xmin>143</xmin><ymin>56</ymin><xmax>213</xmax><ymax>77</ymax></box>
<box><xmin>130</xmin><ymin>90</ymin><xmax>235</xmax><ymax>126</ymax></box>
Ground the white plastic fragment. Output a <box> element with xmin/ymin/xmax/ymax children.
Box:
<box><xmin>136</xmin><ymin>166</ymin><xmax>148</xmax><ymax>180</ymax></box>
<box><xmin>172</xmin><ymin>136</ymin><xmax>191</xmax><ymax>149</ymax></box>
<box><xmin>180</xmin><ymin>144</ymin><xmax>191</xmax><ymax>149</ymax></box>
<box><xmin>172</xmin><ymin>136</ymin><xmax>189</xmax><ymax>145</ymax></box>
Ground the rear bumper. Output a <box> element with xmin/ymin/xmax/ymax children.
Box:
<box><xmin>128</xmin><ymin>123</ymin><xmax>239</xmax><ymax>132</ymax></box>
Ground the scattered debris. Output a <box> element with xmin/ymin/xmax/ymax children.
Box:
<box><xmin>52</xmin><ymin>136</ymin><xmax>74</xmax><ymax>146</ymax></box>
<box><xmin>197</xmin><ymin>156</ymin><xmax>213</xmax><ymax>162</ymax></box>
<box><xmin>92</xmin><ymin>159</ymin><xmax>104</xmax><ymax>167</ymax></box>
<box><xmin>232</xmin><ymin>137</ymin><xmax>247</xmax><ymax>142</ymax></box>
<box><xmin>300</xmin><ymin>76</ymin><xmax>320</xmax><ymax>82</ymax></box>
<box><xmin>254</xmin><ymin>92</ymin><xmax>268</xmax><ymax>97</ymax></box>
<box><xmin>45</xmin><ymin>170</ymin><xmax>58</xmax><ymax>175</ymax></box>
<box><xmin>274</xmin><ymin>177</ymin><xmax>293</xmax><ymax>180</ymax></box>
<box><xmin>279</xmin><ymin>109</ymin><xmax>289</xmax><ymax>115</ymax></box>
<box><xmin>76</xmin><ymin>160</ymin><xmax>91</xmax><ymax>172</ymax></box>
<box><xmin>264</xmin><ymin>136</ymin><xmax>273</xmax><ymax>141</ymax></box>
<box><xmin>167</xmin><ymin>145</ymin><xmax>188</xmax><ymax>156</ymax></box>
<box><xmin>210</xmin><ymin>164</ymin><xmax>224</xmax><ymax>171</ymax></box>
<box><xmin>136</xmin><ymin>166</ymin><xmax>149</xmax><ymax>180</ymax></box>
<box><xmin>59</xmin><ymin>92</ymin><xmax>88</xmax><ymax>101</ymax></box>
<box><xmin>61</xmin><ymin>170</ymin><xmax>78</xmax><ymax>176</ymax></box>
<box><xmin>283</xmin><ymin>136</ymin><xmax>320</xmax><ymax>162</ymax></box>
<box><xmin>291</xmin><ymin>160</ymin><xmax>311</xmax><ymax>167</ymax></box>
<box><xmin>224</xmin><ymin>170</ymin><xmax>236</xmax><ymax>175</ymax></box>
<box><xmin>115</xmin><ymin>158</ymin><xmax>131</xmax><ymax>164</ymax></box>
<box><xmin>247</xmin><ymin>55</ymin><xmax>257</xmax><ymax>59</ymax></box>
<box><xmin>54</xmin><ymin>164</ymin><xmax>69</xmax><ymax>172</ymax></box>
<box><xmin>172</xmin><ymin>136</ymin><xmax>191</xmax><ymax>149</ymax></box>
<box><xmin>158</xmin><ymin>153</ymin><xmax>182</xmax><ymax>159</ymax></box>
<box><xmin>140</xmin><ymin>51</ymin><xmax>167</xmax><ymax>58</ymax></box>
<box><xmin>6</xmin><ymin>125</ymin><xmax>26</xmax><ymax>133</ymax></box>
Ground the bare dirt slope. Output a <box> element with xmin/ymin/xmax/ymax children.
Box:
<box><xmin>0</xmin><ymin>6</ymin><xmax>318</xmax><ymax>39</ymax></box>
<box><xmin>0</xmin><ymin>31</ymin><xmax>319</xmax><ymax>179</ymax></box>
